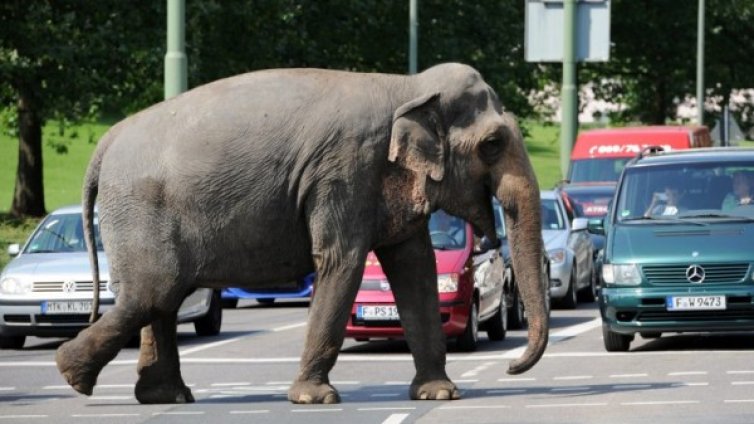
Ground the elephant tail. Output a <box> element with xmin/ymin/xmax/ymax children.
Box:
<box><xmin>85</xmin><ymin>130</ymin><xmax>117</xmax><ymax>323</ymax></box>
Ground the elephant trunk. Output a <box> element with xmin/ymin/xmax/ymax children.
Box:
<box><xmin>496</xmin><ymin>164</ymin><xmax>549</xmax><ymax>375</ymax></box>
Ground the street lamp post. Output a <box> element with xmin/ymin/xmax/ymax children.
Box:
<box><xmin>165</xmin><ymin>0</ymin><xmax>187</xmax><ymax>99</ymax></box>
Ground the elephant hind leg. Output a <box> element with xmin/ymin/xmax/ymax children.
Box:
<box><xmin>135</xmin><ymin>312</ymin><xmax>194</xmax><ymax>404</ymax></box>
<box><xmin>56</xmin><ymin>301</ymin><xmax>153</xmax><ymax>396</ymax></box>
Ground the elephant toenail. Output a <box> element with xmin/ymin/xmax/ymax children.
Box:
<box><xmin>420</xmin><ymin>392</ymin><xmax>429</xmax><ymax>400</ymax></box>
<box><xmin>298</xmin><ymin>394</ymin><xmax>313</xmax><ymax>404</ymax></box>
<box><xmin>323</xmin><ymin>393</ymin><xmax>339</xmax><ymax>404</ymax></box>
<box><xmin>436</xmin><ymin>390</ymin><xmax>450</xmax><ymax>400</ymax></box>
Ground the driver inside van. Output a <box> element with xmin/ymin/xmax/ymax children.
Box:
<box><xmin>645</xmin><ymin>180</ymin><xmax>685</xmax><ymax>217</ymax></box>
<box><xmin>722</xmin><ymin>171</ymin><xmax>753</xmax><ymax>211</ymax></box>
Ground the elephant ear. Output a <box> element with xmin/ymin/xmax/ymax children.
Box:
<box><xmin>388</xmin><ymin>93</ymin><xmax>445</xmax><ymax>182</ymax></box>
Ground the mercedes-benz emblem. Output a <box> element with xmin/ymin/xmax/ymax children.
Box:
<box><xmin>686</xmin><ymin>265</ymin><xmax>705</xmax><ymax>284</ymax></box>
<box><xmin>62</xmin><ymin>280</ymin><xmax>77</xmax><ymax>293</ymax></box>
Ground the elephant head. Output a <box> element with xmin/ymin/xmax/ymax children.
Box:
<box><xmin>389</xmin><ymin>63</ymin><xmax>548</xmax><ymax>374</ymax></box>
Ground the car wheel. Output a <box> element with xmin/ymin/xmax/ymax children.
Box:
<box><xmin>508</xmin><ymin>285</ymin><xmax>527</xmax><ymax>330</ymax></box>
<box><xmin>486</xmin><ymin>294</ymin><xmax>508</xmax><ymax>341</ymax></box>
<box><xmin>602</xmin><ymin>323</ymin><xmax>632</xmax><ymax>352</ymax></box>
<box><xmin>559</xmin><ymin>266</ymin><xmax>578</xmax><ymax>309</ymax></box>
<box><xmin>194</xmin><ymin>291</ymin><xmax>222</xmax><ymax>336</ymax></box>
<box><xmin>457</xmin><ymin>302</ymin><xmax>479</xmax><ymax>352</ymax></box>
<box><xmin>640</xmin><ymin>332</ymin><xmax>662</xmax><ymax>339</ymax></box>
<box><xmin>578</xmin><ymin>267</ymin><xmax>598</xmax><ymax>303</ymax></box>
<box><xmin>257</xmin><ymin>298</ymin><xmax>275</xmax><ymax>305</ymax></box>
<box><xmin>0</xmin><ymin>335</ymin><xmax>25</xmax><ymax>349</ymax></box>
<box><xmin>221</xmin><ymin>298</ymin><xmax>238</xmax><ymax>309</ymax></box>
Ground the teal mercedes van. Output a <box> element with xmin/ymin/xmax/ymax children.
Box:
<box><xmin>594</xmin><ymin>147</ymin><xmax>754</xmax><ymax>351</ymax></box>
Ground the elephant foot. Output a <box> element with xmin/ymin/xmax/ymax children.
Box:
<box><xmin>287</xmin><ymin>380</ymin><xmax>341</xmax><ymax>404</ymax></box>
<box><xmin>410</xmin><ymin>378</ymin><xmax>461</xmax><ymax>401</ymax></box>
<box><xmin>135</xmin><ymin>379</ymin><xmax>195</xmax><ymax>404</ymax></box>
<box><xmin>55</xmin><ymin>339</ymin><xmax>99</xmax><ymax>396</ymax></box>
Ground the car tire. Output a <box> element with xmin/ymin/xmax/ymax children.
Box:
<box><xmin>559</xmin><ymin>266</ymin><xmax>578</xmax><ymax>309</ymax></box>
<box><xmin>221</xmin><ymin>298</ymin><xmax>238</xmax><ymax>309</ymax></box>
<box><xmin>457</xmin><ymin>302</ymin><xmax>479</xmax><ymax>352</ymax></box>
<box><xmin>194</xmin><ymin>291</ymin><xmax>222</xmax><ymax>337</ymax></box>
<box><xmin>0</xmin><ymin>335</ymin><xmax>25</xmax><ymax>349</ymax></box>
<box><xmin>508</xmin><ymin>284</ymin><xmax>527</xmax><ymax>330</ymax></box>
<box><xmin>257</xmin><ymin>298</ymin><xmax>275</xmax><ymax>305</ymax></box>
<box><xmin>486</xmin><ymin>294</ymin><xmax>508</xmax><ymax>341</ymax></box>
<box><xmin>602</xmin><ymin>323</ymin><xmax>632</xmax><ymax>352</ymax></box>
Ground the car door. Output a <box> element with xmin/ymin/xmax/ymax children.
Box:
<box><xmin>560</xmin><ymin>198</ymin><xmax>592</xmax><ymax>287</ymax></box>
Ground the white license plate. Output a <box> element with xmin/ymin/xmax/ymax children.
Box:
<box><xmin>357</xmin><ymin>305</ymin><xmax>400</xmax><ymax>321</ymax></box>
<box><xmin>666</xmin><ymin>295</ymin><xmax>726</xmax><ymax>311</ymax></box>
<box><xmin>42</xmin><ymin>301</ymin><xmax>93</xmax><ymax>315</ymax></box>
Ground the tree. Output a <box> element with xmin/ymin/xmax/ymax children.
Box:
<box><xmin>0</xmin><ymin>1</ymin><xmax>163</xmax><ymax>216</ymax></box>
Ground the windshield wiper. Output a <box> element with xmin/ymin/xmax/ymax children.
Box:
<box><xmin>621</xmin><ymin>215</ymin><xmax>705</xmax><ymax>226</ymax></box>
<box><xmin>678</xmin><ymin>212</ymin><xmax>754</xmax><ymax>222</ymax></box>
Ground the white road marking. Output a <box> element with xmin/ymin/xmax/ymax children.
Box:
<box><xmin>731</xmin><ymin>381</ymin><xmax>754</xmax><ymax>385</ymax></box>
<box><xmin>438</xmin><ymin>405</ymin><xmax>510</xmax><ymax>410</ymax></box>
<box><xmin>727</xmin><ymin>370</ymin><xmax>754</xmax><ymax>374</ymax></box>
<box><xmin>211</xmin><ymin>382</ymin><xmax>250</xmax><ymax>386</ymax></box>
<box><xmin>724</xmin><ymin>399</ymin><xmax>754</xmax><ymax>403</ymax></box>
<box><xmin>453</xmin><ymin>379</ymin><xmax>479</xmax><ymax>383</ymax></box>
<box><xmin>672</xmin><ymin>382</ymin><xmax>709</xmax><ymax>387</ymax></box>
<box><xmin>384</xmin><ymin>381</ymin><xmax>410</xmax><ymax>385</ymax></box>
<box><xmin>0</xmin><ymin>387</ymin><xmax>14</xmax><ymax>391</ymax></box>
<box><xmin>71</xmin><ymin>413</ymin><xmax>140</xmax><ymax>418</ymax></box>
<box><xmin>621</xmin><ymin>400</ymin><xmax>700</xmax><ymax>406</ymax></box>
<box><xmin>179</xmin><ymin>337</ymin><xmax>243</xmax><ymax>356</ymax></box>
<box><xmin>89</xmin><ymin>396</ymin><xmax>133</xmax><ymax>400</ymax></box>
<box><xmin>526</xmin><ymin>402</ymin><xmax>607</xmax><ymax>408</ymax></box>
<box><xmin>497</xmin><ymin>378</ymin><xmax>536</xmax><ymax>382</ymax></box>
<box><xmin>461</xmin><ymin>361</ymin><xmax>495</xmax><ymax>378</ymax></box>
<box><xmin>291</xmin><ymin>409</ymin><xmax>343</xmax><ymax>413</ymax></box>
<box><xmin>229</xmin><ymin>410</ymin><xmax>270</xmax><ymax>414</ymax></box>
<box><xmin>610</xmin><ymin>373</ymin><xmax>648</xmax><ymax>378</ymax></box>
<box><xmin>273</xmin><ymin>322</ymin><xmax>307</xmax><ymax>332</ymax></box>
<box><xmin>152</xmin><ymin>412</ymin><xmax>204</xmax><ymax>415</ymax></box>
<box><xmin>358</xmin><ymin>407</ymin><xmax>416</xmax><ymax>411</ymax></box>
<box><xmin>371</xmin><ymin>393</ymin><xmax>400</xmax><ymax>397</ymax></box>
<box><xmin>381</xmin><ymin>413</ymin><xmax>410</xmax><ymax>424</ymax></box>
<box><xmin>668</xmin><ymin>371</ymin><xmax>707</xmax><ymax>376</ymax></box>
<box><xmin>42</xmin><ymin>385</ymin><xmax>71</xmax><ymax>390</ymax></box>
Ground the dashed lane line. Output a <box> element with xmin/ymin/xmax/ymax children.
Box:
<box><xmin>381</xmin><ymin>413</ymin><xmax>410</xmax><ymax>424</ymax></box>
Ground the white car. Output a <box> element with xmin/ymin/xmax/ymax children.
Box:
<box><xmin>0</xmin><ymin>205</ymin><xmax>222</xmax><ymax>349</ymax></box>
<box><xmin>541</xmin><ymin>191</ymin><xmax>596</xmax><ymax>308</ymax></box>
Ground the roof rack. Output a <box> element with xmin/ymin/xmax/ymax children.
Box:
<box><xmin>637</xmin><ymin>145</ymin><xmax>665</xmax><ymax>159</ymax></box>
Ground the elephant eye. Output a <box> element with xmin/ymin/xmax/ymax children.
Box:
<box><xmin>478</xmin><ymin>136</ymin><xmax>506</xmax><ymax>164</ymax></box>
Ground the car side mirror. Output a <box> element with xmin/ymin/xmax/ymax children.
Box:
<box><xmin>571</xmin><ymin>217</ymin><xmax>588</xmax><ymax>231</ymax></box>
<box><xmin>473</xmin><ymin>236</ymin><xmax>500</xmax><ymax>255</ymax></box>
<box><xmin>7</xmin><ymin>244</ymin><xmax>20</xmax><ymax>257</ymax></box>
<box><xmin>587</xmin><ymin>218</ymin><xmax>605</xmax><ymax>235</ymax></box>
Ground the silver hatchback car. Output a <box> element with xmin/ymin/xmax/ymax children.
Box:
<box><xmin>0</xmin><ymin>205</ymin><xmax>222</xmax><ymax>349</ymax></box>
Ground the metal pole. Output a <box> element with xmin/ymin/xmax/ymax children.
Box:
<box><xmin>560</xmin><ymin>0</ymin><xmax>578</xmax><ymax>179</ymax></box>
<box><xmin>165</xmin><ymin>0</ymin><xmax>187</xmax><ymax>99</ymax></box>
<box><xmin>409</xmin><ymin>0</ymin><xmax>418</xmax><ymax>74</ymax></box>
<box><xmin>696</xmin><ymin>0</ymin><xmax>705</xmax><ymax>125</ymax></box>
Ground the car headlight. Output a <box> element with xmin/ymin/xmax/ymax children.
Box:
<box><xmin>0</xmin><ymin>277</ymin><xmax>32</xmax><ymax>295</ymax></box>
<box><xmin>438</xmin><ymin>273</ymin><xmax>459</xmax><ymax>293</ymax></box>
<box><xmin>602</xmin><ymin>264</ymin><xmax>641</xmax><ymax>286</ymax></box>
<box><xmin>548</xmin><ymin>249</ymin><xmax>566</xmax><ymax>264</ymax></box>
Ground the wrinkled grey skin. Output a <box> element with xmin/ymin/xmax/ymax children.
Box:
<box><xmin>55</xmin><ymin>63</ymin><xmax>547</xmax><ymax>405</ymax></box>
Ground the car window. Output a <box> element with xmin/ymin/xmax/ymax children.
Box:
<box><xmin>541</xmin><ymin>199</ymin><xmax>565</xmax><ymax>230</ymax></box>
<box><xmin>24</xmin><ymin>213</ymin><xmax>104</xmax><ymax>253</ymax></box>
<box><xmin>570</xmin><ymin>158</ymin><xmax>628</xmax><ymax>183</ymax></box>
<box><xmin>616</xmin><ymin>162</ymin><xmax>754</xmax><ymax>222</ymax></box>
<box><xmin>493</xmin><ymin>200</ymin><xmax>506</xmax><ymax>239</ymax></box>
<box><xmin>563</xmin><ymin>190</ymin><xmax>612</xmax><ymax>218</ymax></box>
<box><xmin>428</xmin><ymin>210</ymin><xmax>466</xmax><ymax>250</ymax></box>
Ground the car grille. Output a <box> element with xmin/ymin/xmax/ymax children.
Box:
<box><xmin>643</xmin><ymin>264</ymin><xmax>750</xmax><ymax>285</ymax></box>
<box><xmin>638</xmin><ymin>310</ymin><xmax>754</xmax><ymax>322</ymax></box>
<box><xmin>32</xmin><ymin>281</ymin><xmax>107</xmax><ymax>293</ymax></box>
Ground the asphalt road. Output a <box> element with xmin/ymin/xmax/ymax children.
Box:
<box><xmin>2</xmin><ymin>299</ymin><xmax>754</xmax><ymax>423</ymax></box>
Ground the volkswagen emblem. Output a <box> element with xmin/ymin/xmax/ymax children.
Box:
<box><xmin>686</xmin><ymin>265</ymin><xmax>705</xmax><ymax>284</ymax></box>
<box><xmin>62</xmin><ymin>280</ymin><xmax>77</xmax><ymax>293</ymax></box>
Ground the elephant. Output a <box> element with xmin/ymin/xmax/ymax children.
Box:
<box><xmin>55</xmin><ymin>62</ymin><xmax>548</xmax><ymax>405</ymax></box>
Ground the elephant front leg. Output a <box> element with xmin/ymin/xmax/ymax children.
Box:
<box><xmin>135</xmin><ymin>314</ymin><xmax>194</xmax><ymax>404</ymax></box>
<box><xmin>376</xmin><ymin>234</ymin><xmax>460</xmax><ymax>401</ymax></box>
<box><xmin>288</xmin><ymin>250</ymin><xmax>365</xmax><ymax>404</ymax></box>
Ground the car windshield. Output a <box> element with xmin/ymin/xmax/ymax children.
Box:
<box><xmin>428</xmin><ymin>210</ymin><xmax>466</xmax><ymax>250</ymax></box>
<box><xmin>541</xmin><ymin>199</ymin><xmax>565</xmax><ymax>230</ymax></box>
<box><xmin>24</xmin><ymin>213</ymin><xmax>104</xmax><ymax>253</ymax></box>
<box><xmin>565</xmin><ymin>190</ymin><xmax>613</xmax><ymax>218</ymax></box>
<box><xmin>569</xmin><ymin>158</ymin><xmax>629</xmax><ymax>183</ymax></box>
<box><xmin>616</xmin><ymin>161</ymin><xmax>754</xmax><ymax>223</ymax></box>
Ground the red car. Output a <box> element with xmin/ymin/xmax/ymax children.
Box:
<box><xmin>345</xmin><ymin>209</ymin><xmax>508</xmax><ymax>351</ymax></box>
